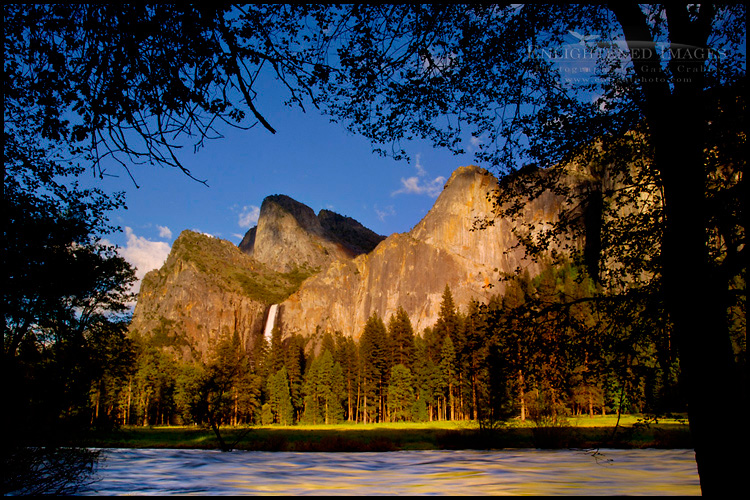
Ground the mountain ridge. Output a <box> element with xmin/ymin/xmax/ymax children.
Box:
<box><xmin>130</xmin><ymin>164</ymin><xmax>581</xmax><ymax>358</ymax></box>
<box><xmin>277</xmin><ymin>165</ymin><xmax>570</xmax><ymax>338</ymax></box>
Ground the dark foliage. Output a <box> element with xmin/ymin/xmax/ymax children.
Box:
<box><xmin>4</xmin><ymin>5</ymin><xmax>745</xmax><ymax>494</ymax></box>
<box><xmin>1</xmin><ymin>447</ymin><xmax>100</xmax><ymax>496</ymax></box>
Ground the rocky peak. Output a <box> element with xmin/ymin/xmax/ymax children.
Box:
<box><xmin>409</xmin><ymin>165</ymin><xmax>501</xmax><ymax>259</ymax></box>
<box><xmin>239</xmin><ymin>194</ymin><xmax>384</xmax><ymax>273</ymax></box>
<box><xmin>410</xmin><ymin>164</ymin><xmax>568</xmax><ymax>266</ymax></box>
<box><xmin>238</xmin><ymin>226</ymin><xmax>256</xmax><ymax>254</ymax></box>
<box><xmin>279</xmin><ymin>165</ymin><xmax>571</xmax><ymax>339</ymax></box>
<box><xmin>264</xmin><ymin>194</ymin><xmax>323</xmax><ymax>235</ymax></box>
<box><xmin>132</xmin><ymin>164</ymin><xmax>584</xmax><ymax>359</ymax></box>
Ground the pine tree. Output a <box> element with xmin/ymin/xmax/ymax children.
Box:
<box><xmin>173</xmin><ymin>362</ymin><xmax>205</xmax><ymax>425</ymax></box>
<box><xmin>433</xmin><ymin>285</ymin><xmax>469</xmax><ymax>419</ymax></box>
<box><xmin>283</xmin><ymin>334</ymin><xmax>306</xmax><ymax>422</ymax></box>
<box><xmin>388</xmin><ymin>364</ymin><xmax>415</xmax><ymax>422</ymax></box>
<box><xmin>413</xmin><ymin>334</ymin><xmax>439</xmax><ymax>421</ymax></box>
<box><xmin>422</xmin><ymin>326</ymin><xmax>443</xmax><ymax>367</ymax></box>
<box><xmin>388</xmin><ymin>307</ymin><xmax>416</xmax><ymax>370</ymax></box>
<box><xmin>499</xmin><ymin>271</ymin><xmax>533</xmax><ymax>422</ymax></box>
<box><xmin>251</xmin><ymin>333</ymin><xmax>269</xmax><ymax>383</ymax></box>
<box><xmin>462</xmin><ymin>300</ymin><xmax>486</xmax><ymax>420</ymax></box>
<box><xmin>302</xmin><ymin>349</ymin><xmax>344</xmax><ymax>425</ymax></box>
<box><xmin>321</xmin><ymin>331</ymin><xmax>336</xmax><ymax>358</ymax></box>
<box><xmin>267</xmin><ymin>367</ymin><xmax>294</xmax><ymax>425</ymax></box>
<box><xmin>301</xmin><ymin>357</ymin><xmax>322</xmax><ymax>424</ymax></box>
<box><xmin>331</xmin><ymin>360</ymin><xmax>346</xmax><ymax>423</ymax></box>
<box><xmin>411</xmin><ymin>397</ymin><xmax>429</xmax><ymax>422</ymax></box>
<box><xmin>267</xmin><ymin>325</ymin><xmax>285</xmax><ymax>375</ymax></box>
<box><xmin>132</xmin><ymin>343</ymin><xmax>177</xmax><ymax>426</ymax></box>
<box><xmin>318</xmin><ymin>350</ymin><xmax>344</xmax><ymax>424</ymax></box>
<box><xmin>234</xmin><ymin>371</ymin><xmax>262</xmax><ymax>424</ymax></box>
<box><xmin>439</xmin><ymin>335</ymin><xmax>458</xmax><ymax>420</ymax></box>
<box><xmin>335</xmin><ymin>331</ymin><xmax>358</xmax><ymax>421</ymax></box>
<box><xmin>359</xmin><ymin>312</ymin><xmax>389</xmax><ymax>422</ymax></box>
<box><xmin>434</xmin><ymin>285</ymin><xmax>460</xmax><ymax>345</ymax></box>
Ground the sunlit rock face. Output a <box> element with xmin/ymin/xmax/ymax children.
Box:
<box><xmin>131</xmin><ymin>199</ymin><xmax>384</xmax><ymax>360</ymax></box>
<box><xmin>132</xmin><ymin>165</ymin><xmax>582</xmax><ymax>356</ymax></box>
<box><xmin>130</xmin><ymin>230</ymin><xmax>319</xmax><ymax>361</ymax></box>
<box><xmin>130</xmin><ymin>231</ymin><xmax>268</xmax><ymax>361</ymax></box>
<box><xmin>410</xmin><ymin>166</ymin><xmax>563</xmax><ymax>268</ymax></box>
<box><xmin>131</xmin><ymin>266</ymin><xmax>266</xmax><ymax>363</ymax></box>
<box><xmin>239</xmin><ymin>194</ymin><xmax>384</xmax><ymax>273</ymax></box>
<box><xmin>279</xmin><ymin>165</ymin><xmax>570</xmax><ymax>339</ymax></box>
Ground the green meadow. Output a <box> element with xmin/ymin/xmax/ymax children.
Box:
<box><xmin>85</xmin><ymin>414</ymin><xmax>692</xmax><ymax>452</ymax></box>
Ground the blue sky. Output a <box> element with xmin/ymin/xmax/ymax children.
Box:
<box><xmin>86</xmin><ymin>29</ymin><xmax>595</xmax><ymax>290</ymax></box>
<box><xmin>93</xmin><ymin>17</ymin><xmax>746</xmax><ymax>291</ymax></box>
<box><xmin>93</xmin><ymin>78</ymin><xmax>480</xmax><ymax>289</ymax></box>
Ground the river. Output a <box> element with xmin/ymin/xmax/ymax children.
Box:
<box><xmin>77</xmin><ymin>448</ymin><xmax>699</xmax><ymax>495</ymax></box>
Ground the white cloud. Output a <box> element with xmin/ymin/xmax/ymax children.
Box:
<box><xmin>420</xmin><ymin>49</ymin><xmax>456</xmax><ymax>75</ymax></box>
<box><xmin>392</xmin><ymin>155</ymin><xmax>446</xmax><ymax>197</ymax></box>
<box><xmin>414</xmin><ymin>153</ymin><xmax>427</xmax><ymax>177</ymax></box>
<box><xmin>375</xmin><ymin>205</ymin><xmax>396</xmax><ymax>222</ymax></box>
<box><xmin>238</xmin><ymin>205</ymin><xmax>260</xmax><ymax>228</ymax></box>
<box><xmin>157</xmin><ymin>225</ymin><xmax>172</xmax><ymax>239</ymax></box>
<box><xmin>392</xmin><ymin>176</ymin><xmax>446</xmax><ymax>197</ymax></box>
<box><xmin>118</xmin><ymin>226</ymin><xmax>171</xmax><ymax>292</ymax></box>
<box><xmin>466</xmin><ymin>135</ymin><xmax>484</xmax><ymax>154</ymax></box>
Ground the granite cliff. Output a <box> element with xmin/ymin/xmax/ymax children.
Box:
<box><xmin>131</xmin><ymin>201</ymin><xmax>384</xmax><ymax>359</ymax></box>
<box><xmin>129</xmin><ymin>230</ymin><xmax>309</xmax><ymax>361</ymax></box>
<box><xmin>239</xmin><ymin>194</ymin><xmax>384</xmax><ymax>273</ymax></box>
<box><xmin>278</xmin><ymin>166</ymin><xmax>572</xmax><ymax>338</ymax></box>
<box><xmin>131</xmin><ymin>165</ymin><xmax>587</xmax><ymax>356</ymax></box>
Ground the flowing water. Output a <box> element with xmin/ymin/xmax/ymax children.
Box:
<box><xmin>78</xmin><ymin>448</ymin><xmax>699</xmax><ymax>496</ymax></box>
<box><xmin>263</xmin><ymin>304</ymin><xmax>279</xmax><ymax>341</ymax></box>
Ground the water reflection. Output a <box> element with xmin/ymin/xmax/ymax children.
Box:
<box><xmin>80</xmin><ymin>448</ymin><xmax>699</xmax><ymax>496</ymax></box>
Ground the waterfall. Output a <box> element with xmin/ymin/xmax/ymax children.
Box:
<box><xmin>263</xmin><ymin>304</ymin><xmax>279</xmax><ymax>341</ymax></box>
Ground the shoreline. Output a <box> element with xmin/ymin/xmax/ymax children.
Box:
<box><xmin>79</xmin><ymin>416</ymin><xmax>693</xmax><ymax>452</ymax></box>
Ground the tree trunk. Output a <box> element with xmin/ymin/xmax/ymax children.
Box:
<box><xmin>94</xmin><ymin>387</ymin><xmax>100</xmax><ymax>424</ymax></box>
<box><xmin>609</xmin><ymin>5</ymin><xmax>746</xmax><ymax>493</ymax></box>
<box><xmin>519</xmin><ymin>370</ymin><xmax>526</xmax><ymax>422</ymax></box>
<box><xmin>126</xmin><ymin>378</ymin><xmax>132</xmax><ymax>426</ymax></box>
<box><xmin>348</xmin><ymin>378</ymin><xmax>353</xmax><ymax>421</ymax></box>
<box><xmin>472</xmin><ymin>368</ymin><xmax>478</xmax><ymax>421</ymax></box>
<box><xmin>143</xmin><ymin>394</ymin><xmax>149</xmax><ymax>427</ymax></box>
<box><xmin>233</xmin><ymin>388</ymin><xmax>238</xmax><ymax>426</ymax></box>
<box><xmin>657</xmin><ymin>112</ymin><xmax>743</xmax><ymax>495</ymax></box>
<box><xmin>449</xmin><ymin>382</ymin><xmax>455</xmax><ymax>421</ymax></box>
<box><xmin>356</xmin><ymin>381</ymin><xmax>361</xmax><ymax>423</ymax></box>
<box><xmin>457</xmin><ymin>373</ymin><xmax>463</xmax><ymax>420</ymax></box>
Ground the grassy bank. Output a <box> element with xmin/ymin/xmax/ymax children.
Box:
<box><xmin>83</xmin><ymin>414</ymin><xmax>692</xmax><ymax>452</ymax></box>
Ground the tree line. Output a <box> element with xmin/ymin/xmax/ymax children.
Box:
<box><xmin>97</xmin><ymin>259</ymin><xmax>698</xmax><ymax>430</ymax></box>
<box><xmin>5</xmin><ymin>4</ymin><xmax>744</xmax><ymax>493</ymax></box>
